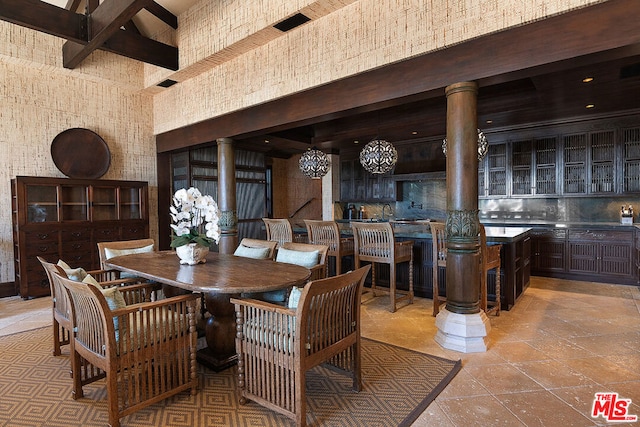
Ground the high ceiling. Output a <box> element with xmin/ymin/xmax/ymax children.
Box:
<box><xmin>237</xmin><ymin>50</ymin><xmax>640</xmax><ymax>157</ymax></box>
<box><xmin>4</xmin><ymin>1</ymin><xmax>640</xmax><ymax>158</ymax></box>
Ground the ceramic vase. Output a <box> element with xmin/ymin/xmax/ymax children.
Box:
<box><xmin>175</xmin><ymin>242</ymin><xmax>210</xmax><ymax>265</ymax></box>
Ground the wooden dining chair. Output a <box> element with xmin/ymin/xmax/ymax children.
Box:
<box><xmin>430</xmin><ymin>222</ymin><xmax>447</xmax><ymax>316</ymax></box>
<box><xmin>231</xmin><ymin>265</ymin><xmax>370</xmax><ymax>427</ymax></box>
<box><xmin>262</xmin><ymin>218</ymin><xmax>293</xmax><ymax>248</ymax></box>
<box><xmin>278</xmin><ymin>241</ymin><xmax>329</xmax><ymax>281</ymax></box>
<box><xmin>351</xmin><ymin>222</ymin><xmax>414</xmax><ymax>313</ymax></box>
<box><xmin>480</xmin><ymin>224</ymin><xmax>502</xmax><ymax>316</ymax></box>
<box><xmin>234</xmin><ymin>238</ymin><xmax>278</xmax><ymax>260</ymax></box>
<box><xmin>96</xmin><ymin>238</ymin><xmax>155</xmax><ymax>271</ymax></box>
<box><xmin>58</xmin><ymin>273</ymin><xmax>199</xmax><ymax>427</ymax></box>
<box><xmin>38</xmin><ymin>256</ymin><xmax>155</xmax><ymax>356</ymax></box>
<box><xmin>304</xmin><ymin>219</ymin><xmax>354</xmax><ymax>276</ymax></box>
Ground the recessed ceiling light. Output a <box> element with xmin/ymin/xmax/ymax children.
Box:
<box><xmin>582</xmin><ymin>77</ymin><xmax>594</xmax><ymax>83</ymax></box>
<box><xmin>586</xmin><ymin>104</ymin><xmax>595</xmax><ymax>109</ymax></box>
<box><xmin>354</xmin><ymin>140</ymin><xmax>359</xmax><ymax>144</ymax></box>
<box><xmin>411</xmin><ymin>131</ymin><xmax>418</xmax><ymax>135</ymax></box>
<box><xmin>486</xmin><ymin>120</ymin><xmax>493</xmax><ymax>124</ymax></box>
<box><xmin>264</xmin><ymin>139</ymin><xmax>270</xmax><ymax>144</ymax></box>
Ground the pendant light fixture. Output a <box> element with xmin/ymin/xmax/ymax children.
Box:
<box><xmin>442</xmin><ymin>128</ymin><xmax>489</xmax><ymax>160</ymax></box>
<box><xmin>359</xmin><ymin>138</ymin><xmax>398</xmax><ymax>174</ymax></box>
<box><xmin>299</xmin><ymin>147</ymin><xmax>330</xmax><ymax>178</ymax></box>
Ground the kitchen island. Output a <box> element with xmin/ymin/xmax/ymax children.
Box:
<box><xmin>311</xmin><ymin>221</ymin><xmax>532</xmax><ymax>311</ymax></box>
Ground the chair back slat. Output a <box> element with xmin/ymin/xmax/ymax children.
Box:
<box><xmin>352</xmin><ymin>222</ymin><xmax>394</xmax><ymax>261</ymax></box>
<box><xmin>305</xmin><ymin>220</ymin><xmax>339</xmax><ymax>251</ymax></box>
<box><xmin>305</xmin><ymin>220</ymin><xmax>354</xmax><ymax>276</ymax></box>
<box><xmin>262</xmin><ymin>218</ymin><xmax>293</xmax><ymax>247</ymax></box>
<box><xmin>38</xmin><ymin>257</ymin><xmax>72</xmax><ymax>323</ymax></box>
<box><xmin>232</xmin><ymin>265</ymin><xmax>370</xmax><ymax>425</ymax></box>
<box><xmin>57</xmin><ymin>275</ymin><xmax>111</xmax><ymax>358</ymax></box>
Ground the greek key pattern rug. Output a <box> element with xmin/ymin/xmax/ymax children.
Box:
<box><xmin>0</xmin><ymin>327</ymin><xmax>460</xmax><ymax>427</ymax></box>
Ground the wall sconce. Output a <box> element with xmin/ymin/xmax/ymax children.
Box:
<box><xmin>299</xmin><ymin>148</ymin><xmax>330</xmax><ymax>178</ymax></box>
<box><xmin>442</xmin><ymin>129</ymin><xmax>489</xmax><ymax>160</ymax></box>
<box><xmin>359</xmin><ymin>139</ymin><xmax>397</xmax><ymax>174</ymax></box>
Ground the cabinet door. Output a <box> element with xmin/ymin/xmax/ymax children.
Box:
<box><xmin>60</xmin><ymin>184</ymin><xmax>89</xmax><ymax>221</ymax></box>
<box><xmin>622</xmin><ymin>127</ymin><xmax>640</xmax><ymax>193</ymax></box>
<box><xmin>531</xmin><ymin>228</ymin><xmax>566</xmax><ymax>273</ymax></box>
<box><xmin>600</xmin><ymin>241</ymin><xmax>633</xmax><ymax>277</ymax></box>
<box><xmin>25</xmin><ymin>184</ymin><xmax>59</xmax><ymax>223</ymax></box>
<box><xmin>92</xmin><ymin>186</ymin><xmax>118</xmax><ymax>220</ymax></box>
<box><xmin>563</xmin><ymin>133</ymin><xmax>587</xmax><ymax>194</ymax></box>
<box><xmin>119</xmin><ymin>186</ymin><xmax>143</xmax><ymax>220</ymax></box>
<box><xmin>511</xmin><ymin>139</ymin><xmax>532</xmax><ymax>195</ymax></box>
<box><xmin>487</xmin><ymin>143</ymin><xmax>507</xmax><ymax>196</ymax></box>
<box><xmin>535</xmin><ymin>136</ymin><xmax>558</xmax><ymax>195</ymax></box>
<box><xmin>568</xmin><ymin>241</ymin><xmax>598</xmax><ymax>273</ymax></box>
<box><xmin>589</xmin><ymin>130</ymin><xmax>615</xmax><ymax>194</ymax></box>
<box><xmin>340</xmin><ymin>160</ymin><xmax>354</xmax><ymax>200</ymax></box>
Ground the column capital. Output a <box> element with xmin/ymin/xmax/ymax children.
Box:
<box><xmin>445</xmin><ymin>81</ymin><xmax>478</xmax><ymax>97</ymax></box>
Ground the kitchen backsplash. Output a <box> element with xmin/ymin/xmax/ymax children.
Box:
<box><xmin>336</xmin><ymin>179</ymin><xmax>640</xmax><ymax>223</ymax></box>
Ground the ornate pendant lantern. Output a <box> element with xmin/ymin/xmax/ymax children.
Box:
<box><xmin>442</xmin><ymin>129</ymin><xmax>489</xmax><ymax>160</ymax></box>
<box><xmin>359</xmin><ymin>139</ymin><xmax>397</xmax><ymax>174</ymax></box>
<box><xmin>299</xmin><ymin>148</ymin><xmax>330</xmax><ymax>178</ymax></box>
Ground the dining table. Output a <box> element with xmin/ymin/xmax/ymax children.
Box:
<box><xmin>105</xmin><ymin>250</ymin><xmax>311</xmax><ymax>371</ymax></box>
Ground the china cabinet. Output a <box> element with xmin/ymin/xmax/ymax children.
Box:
<box><xmin>11</xmin><ymin>176</ymin><xmax>149</xmax><ymax>298</ymax></box>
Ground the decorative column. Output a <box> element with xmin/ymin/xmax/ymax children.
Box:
<box><xmin>434</xmin><ymin>81</ymin><xmax>490</xmax><ymax>353</ymax></box>
<box><xmin>216</xmin><ymin>137</ymin><xmax>238</xmax><ymax>254</ymax></box>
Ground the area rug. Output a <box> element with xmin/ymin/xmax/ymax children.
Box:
<box><xmin>0</xmin><ymin>327</ymin><xmax>461</xmax><ymax>427</ymax></box>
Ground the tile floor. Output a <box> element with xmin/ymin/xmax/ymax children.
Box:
<box><xmin>1</xmin><ymin>277</ymin><xmax>639</xmax><ymax>426</ymax></box>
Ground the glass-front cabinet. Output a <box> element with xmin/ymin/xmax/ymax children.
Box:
<box><xmin>11</xmin><ymin>176</ymin><xmax>149</xmax><ymax>298</ymax></box>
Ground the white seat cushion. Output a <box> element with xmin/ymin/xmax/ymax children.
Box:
<box><xmin>104</xmin><ymin>244</ymin><xmax>154</xmax><ymax>260</ymax></box>
<box><xmin>234</xmin><ymin>245</ymin><xmax>271</xmax><ymax>259</ymax></box>
<box><xmin>276</xmin><ymin>248</ymin><xmax>319</xmax><ymax>268</ymax></box>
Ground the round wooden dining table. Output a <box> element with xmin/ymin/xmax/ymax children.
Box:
<box><xmin>105</xmin><ymin>250</ymin><xmax>311</xmax><ymax>371</ymax></box>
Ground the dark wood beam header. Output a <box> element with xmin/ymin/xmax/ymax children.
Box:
<box><xmin>0</xmin><ymin>0</ymin><xmax>178</xmax><ymax>70</ymax></box>
<box><xmin>0</xmin><ymin>0</ymin><xmax>84</xmax><ymax>41</ymax></box>
<box><xmin>156</xmin><ymin>0</ymin><xmax>640</xmax><ymax>153</ymax></box>
<box><xmin>62</xmin><ymin>0</ymin><xmax>152</xmax><ymax>69</ymax></box>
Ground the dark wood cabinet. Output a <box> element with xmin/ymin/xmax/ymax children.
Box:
<box><xmin>479</xmin><ymin>125</ymin><xmax>636</xmax><ymax>199</ymax></box>
<box><xmin>530</xmin><ymin>225</ymin><xmax>636</xmax><ymax>285</ymax></box>
<box><xmin>11</xmin><ymin>176</ymin><xmax>149</xmax><ymax>298</ymax></box>
<box><xmin>567</xmin><ymin>229</ymin><xmax>634</xmax><ymax>279</ymax></box>
<box><xmin>340</xmin><ymin>159</ymin><xmax>396</xmax><ymax>202</ymax></box>
<box><xmin>530</xmin><ymin>228</ymin><xmax>567</xmax><ymax>273</ymax></box>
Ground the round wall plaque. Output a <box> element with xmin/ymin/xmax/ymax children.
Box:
<box><xmin>51</xmin><ymin>128</ymin><xmax>111</xmax><ymax>179</ymax></box>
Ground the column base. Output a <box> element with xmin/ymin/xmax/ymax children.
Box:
<box><xmin>434</xmin><ymin>308</ymin><xmax>491</xmax><ymax>353</ymax></box>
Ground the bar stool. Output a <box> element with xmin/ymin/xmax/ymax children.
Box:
<box><xmin>430</xmin><ymin>222</ymin><xmax>447</xmax><ymax>316</ymax></box>
<box><xmin>480</xmin><ymin>224</ymin><xmax>502</xmax><ymax>316</ymax></box>
<box><xmin>304</xmin><ymin>219</ymin><xmax>354</xmax><ymax>276</ymax></box>
<box><xmin>262</xmin><ymin>218</ymin><xmax>293</xmax><ymax>248</ymax></box>
<box><xmin>351</xmin><ymin>222</ymin><xmax>413</xmax><ymax>313</ymax></box>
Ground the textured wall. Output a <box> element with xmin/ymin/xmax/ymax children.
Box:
<box><xmin>272</xmin><ymin>155</ymin><xmax>322</xmax><ymax>225</ymax></box>
<box><xmin>0</xmin><ymin>24</ymin><xmax>157</xmax><ymax>285</ymax></box>
<box><xmin>152</xmin><ymin>0</ymin><xmax>602</xmax><ymax>135</ymax></box>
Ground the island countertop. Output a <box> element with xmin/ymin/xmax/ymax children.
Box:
<box><xmin>307</xmin><ymin>221</ymin><xmax>532</xmax><ymax>243</ymax></box>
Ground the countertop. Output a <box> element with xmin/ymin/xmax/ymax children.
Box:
<box><xmin>295</xmin><ymin>221</ymin><xmax>532</xmax><ymax>243</ymax></box>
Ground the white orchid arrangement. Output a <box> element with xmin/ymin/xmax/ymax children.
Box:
<box><xmin>169</xmin><ymin>187</ymin><xmax>221</xmax><ymax>248</ymax></box>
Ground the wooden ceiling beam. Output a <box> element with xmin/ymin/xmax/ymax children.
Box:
<box><xmin>145</xmin><ymin>1</ymin><xmax>178</xmax><ymax>29</ymax></box>
<box><xmin>65</xmin><ymin>0</ymin><xmax>82</xmax><ymax>12</ymax></box>
<box><xmin>101</xmin><ymin>29</ymin><xmax>178</xmax><ymax>70</ymax></box>
<box><xmin>0</xmin><ymin>0</ymin><xmax>178</xmax><ymax>70</ymax></box>
<box><xmin>0</xmin><ymin>0</ymin><xmax>84</xmax><ymax>40</ymax></box>
<box><xmin>62</xmin><ymin>0</ymin><xmax>153</xmax><ymax>69</ymax></box>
